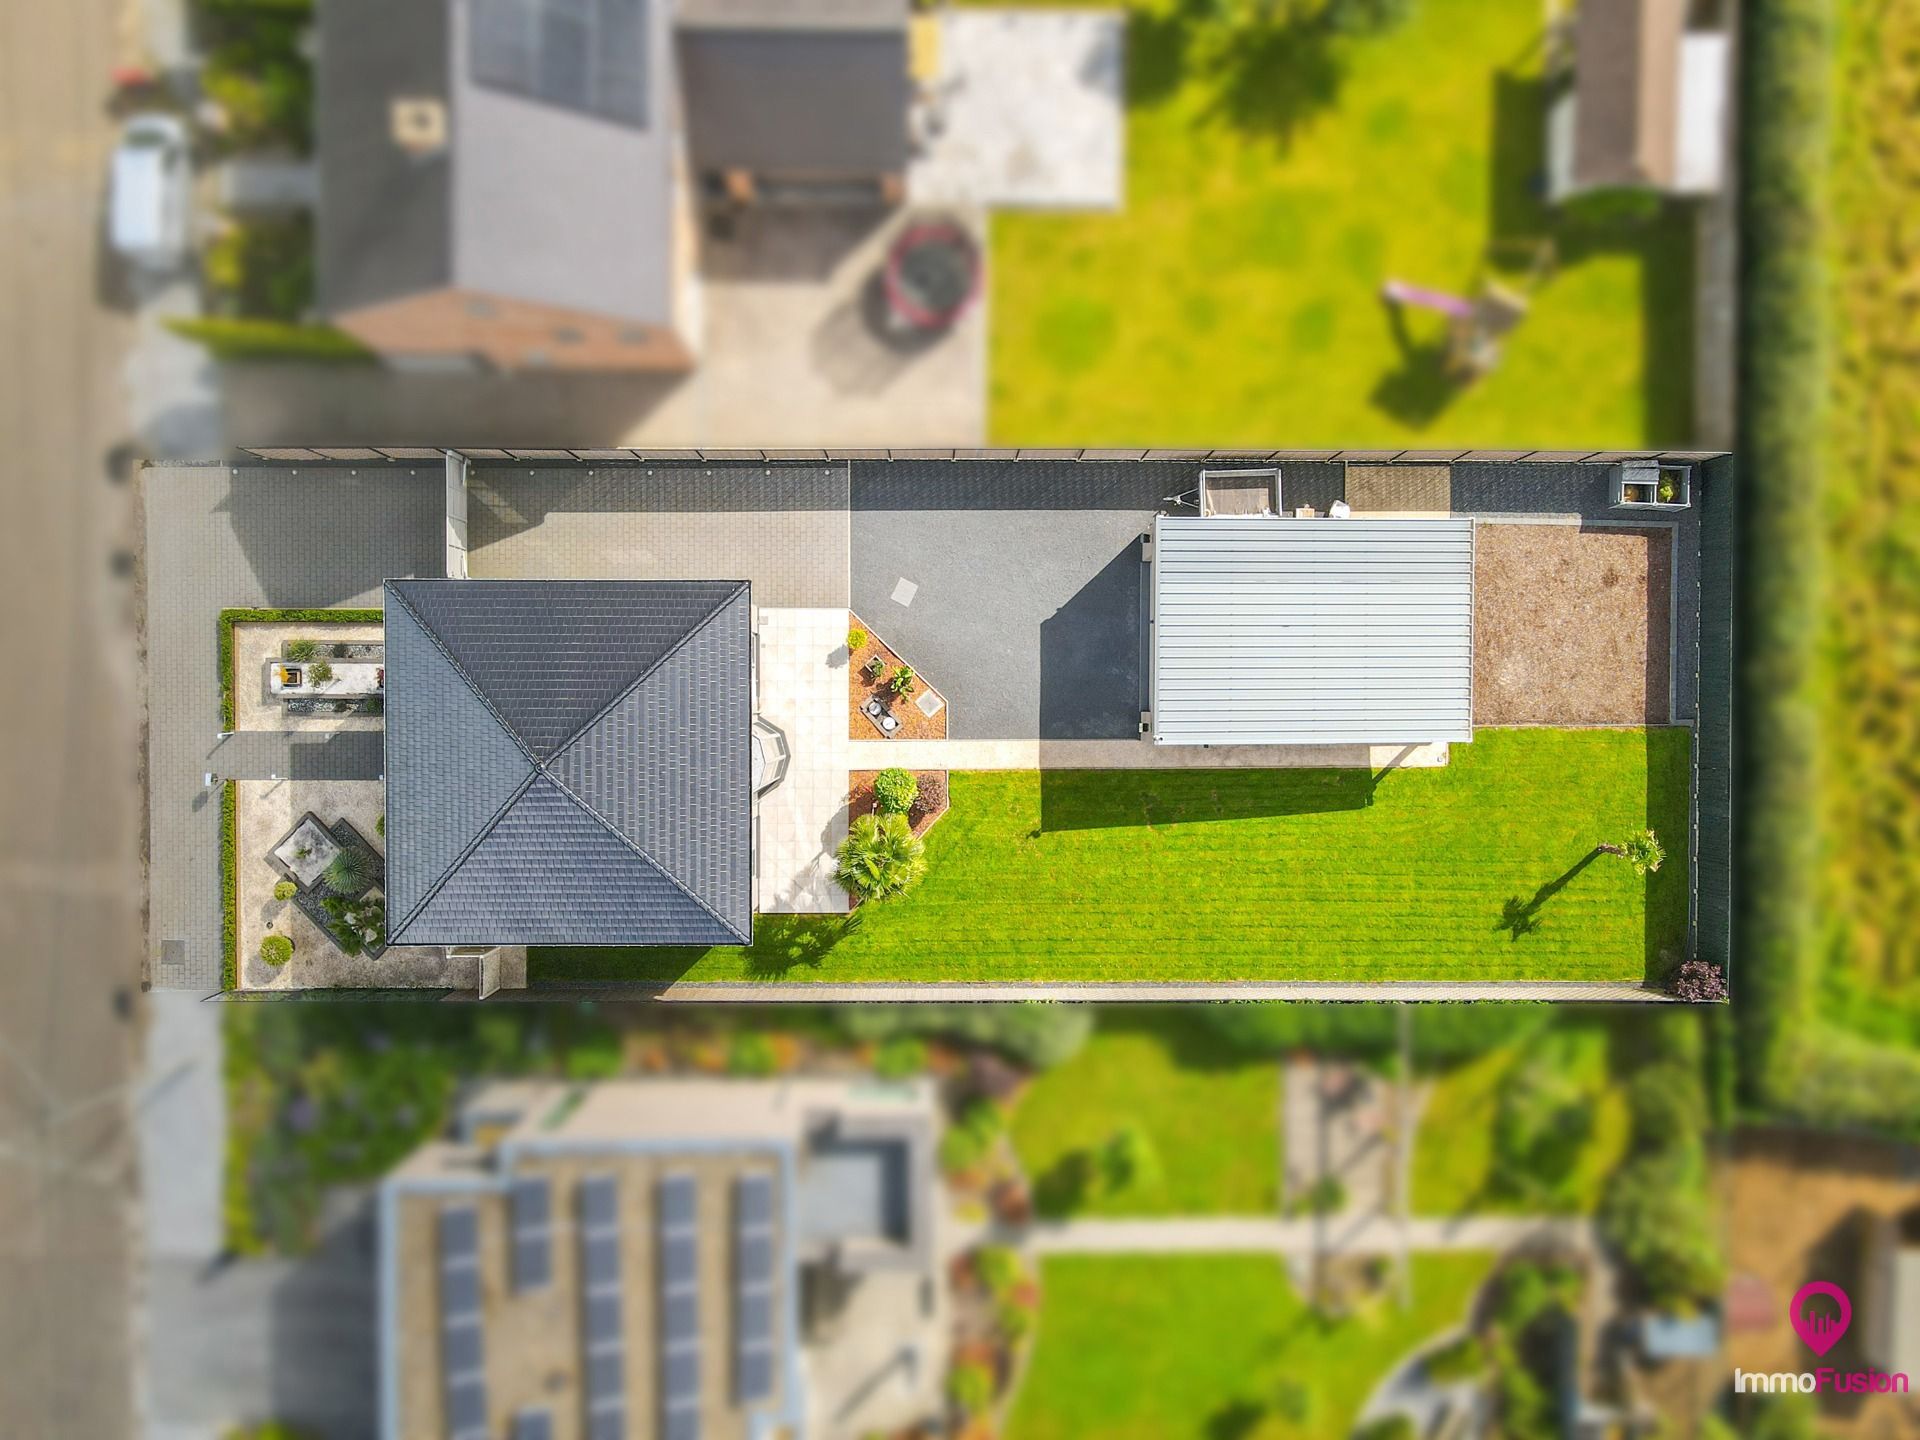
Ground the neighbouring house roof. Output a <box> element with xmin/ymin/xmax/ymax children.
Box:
<box><xmin>318</xmin><ymin>0</ymin><xmax>678</xmax><ymax>325</ymax></box>
<box><xmin>1150</xmin><ymin>516</ymin><xmax>1475</xmax><ymax>746</ymax></box>
<box><xmin>677</xmin><ymin>19</ymin><xmax>910</xmax><ymax>177</ymax></box>
<box><xmin>316</xmin><ymin>0</ymin><xmax>454</xmax><ymax>315</ymax></box>
<box><xmin>383</xmin><ymin>579</ymin><xmax>753</xmax><ymax>946</ymax></box>
<box><xmin>1570</xmin><ymin>0</ymin><xmax>1687</xmax><ymax>189</ymax></box>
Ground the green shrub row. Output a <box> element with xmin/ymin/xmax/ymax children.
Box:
<box><xmin>836</xmin><ymin>1003</ymin><xmax>1092</xmax><ymax>1070</ymax></box>
<box><xmin>1196</xmin><ymin>1002</ymin><xmax>1552</xmax><ymax>1064</ymax></box>
<box><xmin>1733</xmin><ymin>0</ymin><xmax>1831</xmax><ymax>1106</ymax></box>
<box><xmin>1598</xmin><ymin>1014</ymin><xmax>1723</xmax><ymax>1308</ymax></box>
<box><xmin>219</xmin><ymin>607</ymin><xmax>381</xmax><ymax>727</ymax></box>
<box><xmin>165</xmin><ymin>316</ymin><xmax>372</xmax><ymax>364</ymax></box>
<box><xmin>221</xmin><ymin>781</ymin><xmax>238</xmax><ymax>989</ymax></box>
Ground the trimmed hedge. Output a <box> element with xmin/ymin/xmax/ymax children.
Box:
<box><xmin>219</xmin><ymin>607</ymin><xmax>382</xmax><ymax>727</ymax></box>
<box><xmin>1197</xmin><ymin>1002</ymin><xmax>1553</xmax><ymax>1065</ymax></box>
<box><xmin>222</xmin><ymin>781</ymin><xmax>239</xmax><ymax>990</ymax></box>
<box><xmin>1734</xmin><ymin>0</ymin><xmax>1831</xmax><ymax>1106</ymax></box>
<box><xmin>165</xmin><ymin>316</ymin><xmax>372</xmax><ymax>363</ymax></box>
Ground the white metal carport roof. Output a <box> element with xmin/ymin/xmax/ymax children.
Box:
<box><xmin>1150</xmin><ymin>515</ymin><xmax>1475</xmax><ymax>746</ymax></box>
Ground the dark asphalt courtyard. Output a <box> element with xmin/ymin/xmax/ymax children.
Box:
<box><xmin>850</xmin><ymin>461</ymin><xmax>1202</xmax><ymax>739</ymax></box>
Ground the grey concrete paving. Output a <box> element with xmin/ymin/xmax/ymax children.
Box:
<box><xmin>1023</xmin><ymin>1214</ymin><xmax>1597</xmax><ymax>1257</ymax></box>
<box><xmin>210</xmin><ymin>731</ymin><xmax>385</xmax><ymax>782</ymax></box>
<box><xmin>144</xmin><ymin>464</ymin><xmax>442</xmax><ymax>991</ymax></box>
<box><xmin>850</xmin><ymin>461</ymin><xmax>1201</xmax><ymax>739</ymax></box>
<box><xmin>137</xmin><ymin>993</ymin><xmax>225</xmax><ymax>1261</ymax></box>
<box><xmin>145</xmin><ymin>1195</ymin><xmax>380</xmax><ymax>1440</ymax></box>
<box><xmin>466</xmin><ymin>461</ymin><xmax>850</xmax><ymax>607</ymax></box>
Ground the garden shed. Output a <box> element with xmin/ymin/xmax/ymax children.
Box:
<box><xmin>1148</xmin><ymin>516</ymin><xmax>1475</xmax><ymax>746</ymax></box>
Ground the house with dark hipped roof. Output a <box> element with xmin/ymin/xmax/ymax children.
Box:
<box><xmin>383</xmin><ymin>578</ymin><xmax>754</xmax><ymax>947</ymax></box>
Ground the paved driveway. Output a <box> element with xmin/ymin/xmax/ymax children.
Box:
<box><xmin>466</xmin><ymin>461</ymin><xmax>849</xmax><ymax>608</ymax></box>
<box><xmin>850</xmin><ymin>461</ymin><xmax>1197</xmax><ymax>739</ymax></box>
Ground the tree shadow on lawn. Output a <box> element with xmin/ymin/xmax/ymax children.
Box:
<box><xmin>1495</xmin><ymin>848</ymin><xmax>1602</xmax><ymax>940</ymax></box>
<box><xmin>1038</xmin><ymin>767</ymin><xmax>1374</xmax><ymax>833</ymax></box>
<box><xmin>738</xmin><ymin>913</ymin><xmax>863</xmax><ymax>978</ymax></box>
<box><xmin>1127</xmin><ymin>0</ymin><xmax>1347</xmax><ymax>146</ymax></box>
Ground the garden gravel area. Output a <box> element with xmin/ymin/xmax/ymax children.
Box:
<box><xmin>1473</xmin><ymin>522</ymin><xmax>1674</xmax><ymax>725</ymax></box>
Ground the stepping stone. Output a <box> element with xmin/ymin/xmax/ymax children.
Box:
<box><xmin>891</xmin><ymin>576</ymin><xmax>919</xmax><ymax>607</ymax></box>
<box><xmin>916</xmin><ymin>690</ymin><xmax>944</xmax><ymax>718</ymax></box>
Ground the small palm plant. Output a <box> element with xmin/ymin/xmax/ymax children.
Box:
<box><xmin>321</xmin><ymin>845</ymin><xmax>379</xmax><ymax>896</ymax></box>
<box><xmin>835</xmin><ymin>813</ymin><xmax>928</xmax><ymax>901</ymax></box>
<box><xmin>1600</xmin><ymin>828</ymin><xmax>1664</xmax><ymax>876</ymax></box>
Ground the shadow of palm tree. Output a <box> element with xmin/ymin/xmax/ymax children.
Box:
<box><xmin>1495</xmin><ymin>848</ymin><xmax>1602</xmax><ymax>941</ymax></box>
<box><xmin>741</xmin><ymin>912</ymin><xmax>861</xmax><ymax>978</ymax></box>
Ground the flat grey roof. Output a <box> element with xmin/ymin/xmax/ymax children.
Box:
<box><xmin>678</xmin><ymin>29</ymin><xmax>910</xmax><ymax>176</ymax></box>
<box><xmin>1150</xmin><ymin>517</ymin><xmax>1475</xmax><ymax>746</ymax></box>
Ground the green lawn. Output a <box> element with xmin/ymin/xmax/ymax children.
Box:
<box><xmin>1411</xmin><ymin>1026</ymin><xmax>1631</xmax><ymax>1216</ymax></box>
<box><xmin>985</xmin><ymin>0</ymin><xmax>1692</xmax><ymax>447</ymax></box>
<box><xmin>1011</xmin><ymin>1012</ymin><xmax>1279</xmax><ymax>1217</ymax></box>
<box><xmin>1007</xmin><ymin>1253</ymin><xmax>1493</xmax><ymax>1440</ymax></box>
<box><xmin>531</xmin><ymin>728</ymin><xmax>1690</xmax><ymax>984</ymax></box>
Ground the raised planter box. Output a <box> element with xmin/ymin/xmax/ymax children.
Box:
<box><xmin>1612</xmin><ymin>462</ymin><xmax>1692</xmax><ymax>510</ymax></box>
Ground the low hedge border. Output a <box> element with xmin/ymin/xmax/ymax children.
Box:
<box><xmin>1735</xmin><ymin>0</ymin><xmax>1830</xmax><ymax>1104</ymax></box>
<box><xmin>219</xmin><ymin>607</ymin><xmax>382</xmax><ymax>728</ymax></box>
<box><xmin>221</xmin><ymin>780</ymin><xmax>238</xmax><ymax>991</ymax></box>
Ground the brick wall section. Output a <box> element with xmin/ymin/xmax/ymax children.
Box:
<box><xmin>336</xmin><ymin>287</ymin><xmax>696</xmax><ymax>373</ymax></box>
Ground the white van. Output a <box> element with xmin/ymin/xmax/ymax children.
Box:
<box><xmin>109</xmin><ymin>114</ymin><xmax>191</xmax><ymax>271</ymax></box>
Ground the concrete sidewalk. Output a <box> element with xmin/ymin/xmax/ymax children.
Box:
<box><xmin>847</xmin><ymin>739</ymin><xmax>1449</xmax><ymax>770</ymax></box>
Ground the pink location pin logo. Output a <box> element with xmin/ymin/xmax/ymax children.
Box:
<box><xmin>1789</xmin><ymin>1280</ymin><xmax>1851</xmax><ymax>1357</ymax></box>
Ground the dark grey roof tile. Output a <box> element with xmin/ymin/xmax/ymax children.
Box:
<box><xmin>384</xmin><ymin>593</ymin><xmax>536</xmax><ymax>927</ymax></box>
<box><xmin>391</xmin><ymin>775</ymin><xmax>739</xmax><ymax>945</ymax></box>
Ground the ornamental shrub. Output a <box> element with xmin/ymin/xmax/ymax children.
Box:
<box><xmin>286</xmin><ymin>638</ymin><xmax>318</xmax><ymax>661</ymax></box>
<box><xmin>846</xmin><ymin>626</ymin><xmax>867</xmax><ymax>653</ymax></box>
<box><xmin>888</xmin><ymin>664</ymin><xmax>917</xmax><ymax>698</ymax></box>
<box><xmin>307</xmin><ymin>660</ymin><xmax>334</xmax><ymax>684</ymax></box>
<box><xmin>272</xmin><ymin>879</ymin><xmax>297</xmax><ymax>901</ymax></box>
<box><xmin>873</xmin><ymin>767</ymin><xmax>918</xmax><ymax>816</ymax></box>
<box><xmin>260</xmin><ymin>934</ymin><xmax>293</xmax><ymax>965</ymax></box>
<box><xmin>1670</xmin><ymin>960</ymin><xmax>1727</xmax><ymax>1002</ymax></box>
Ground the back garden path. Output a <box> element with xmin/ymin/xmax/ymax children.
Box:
<box><xmin>1017</xmin><ymin>1215</ymin><xmax>1598</xmax><ymax>1258</ymax></box>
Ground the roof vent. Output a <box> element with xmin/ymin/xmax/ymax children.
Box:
<box><xmin>390</xmin><ymin>98</ymin><xmax>448</xmax><ymax>157</ymax></box>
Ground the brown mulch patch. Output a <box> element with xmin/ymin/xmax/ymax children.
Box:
<box><xmin>849</xmin><ymin>769</ymin><xmax>950</xmax><ymax>837</ymax></box>
<box><xmin>847</xmin><ymin>611</ymin><xmax>948</xmax><ymax>740</ymax></box>
<box><xmin>1473</xmin><ymin>523</ymin><xmax>1673</xmax><ymax>725</ymax></box>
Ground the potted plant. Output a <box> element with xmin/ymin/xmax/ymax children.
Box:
<box><xmin>862</xmin><ymin>653</ymin><xmax>887</xmax><ymax>682</ymax></box>
<box><xmin>1612</xmin><ymin>462</ymin><xmax>1691</xmax><ymax>509</ymax></box>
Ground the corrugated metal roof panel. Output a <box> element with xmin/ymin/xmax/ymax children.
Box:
<box><xmin>1151</xmin><ymin>516</ymin><xmax>1475</xmax><ymax>746</ymax></box>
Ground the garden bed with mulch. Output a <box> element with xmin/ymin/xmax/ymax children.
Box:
<box><xmin>1473</xmin><ymin>522</ymin><xmax>1673</xmax><ymax>725</ymax></box>
<box><xmin>849</xmin><ymin>769</ymin><xmax>951</xmax><ymax>837</ymax></box>
<box><xmin>847</xmin><ymin>613</ymin><xmax>947</xmax><ymax>741</ymax></box>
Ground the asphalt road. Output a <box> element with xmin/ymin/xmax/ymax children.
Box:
<box><xmin>0</xmin><ymin>1</ymin><xmax>145</xmax><ymax>1436</ymax></box>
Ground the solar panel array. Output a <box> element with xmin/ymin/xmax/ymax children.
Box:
<box><xmin>438</xmin><ymin>1204</ymin><xmax>490</xmax><ymax>1440</ymax></box>
<box><xmin>578</xmin><ymin>1174</ymin><xmax>627</xmax><ymax>1440</ymax></box>
<box><xmin>732</xmin><ymin>1174</ymin><xmax>776</xmax><ymax>1404</ymax></box>
<box><xmin>657</xmin><ymin>1173</ymin><xmax>701</xmax><ymax>1440</ymax></box>
<box><xmin>510</xmin><ymin>1175</ymin><xmax>553</xmax><ymax>1292</ymax></box>
<box><xmin>470</xmin><ymin>0</ymin><xmax>650</xmax><ymax>129</ymax></box>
